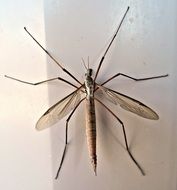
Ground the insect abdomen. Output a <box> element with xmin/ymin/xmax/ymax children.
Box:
<box><xmin>85</xmin><ymin>97</ymin><xmax>97</xmax><ymax>175</ymax></box>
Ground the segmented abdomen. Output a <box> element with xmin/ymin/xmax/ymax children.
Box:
<box><xmin>85</xmin><ymin>97</ymin><xmax>97</xmax><ymax>174</ymax></box>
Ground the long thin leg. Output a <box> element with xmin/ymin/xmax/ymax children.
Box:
<box><xmin>95</xmin><ymin>97</ymin><xmax>145</xmax><ymax>176</ymax></box>
<box><xmin>94</xmin><ymin>7</ymin><xmax>130</xmax><ymax>82</ymax></box>
<box><xmin>101</xmin><ymin>73</ymin><xmax>169</xmax><ymax>86</ymax></box>
<box><xmin>55</xmin><ymin>98</ymin><xmax>86</xmax><ymax>179</ymax></box>
<box><xmin>24</xmin><ymin>27</ymin><xmax>82</xmax><ymax>85</ymax></box>
<box><xmin>4</xmin><ymin>75</ymin><xmax>78</xmax><ymax>88</ymax></box>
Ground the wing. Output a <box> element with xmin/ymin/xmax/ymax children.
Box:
<box><xmin>36</xmin><ymin>88</ymin><xmax>83</xmax><ymax>131</ymax></box>
<box><xmin>98</xmin><ymin>85</ymin><xmax>159</xmax><ymax>120</ymax></box>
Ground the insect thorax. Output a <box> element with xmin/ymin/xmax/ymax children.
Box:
<box><xmin>84</xmin><ymin>72</ymin><xmax>94</xmax><ymax>99</ymax></box>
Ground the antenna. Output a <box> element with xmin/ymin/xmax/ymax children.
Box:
<box><xmin>81</xmin><ymin>57</ymin><xmax>88</xmax><ymax>70</ymax></box>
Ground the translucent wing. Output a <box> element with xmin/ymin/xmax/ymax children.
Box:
<box><xmin>99</xmin><ymin>85</ymin><xmax>159</xmax><ymax>120</ymax></box>
<box><xmin>36</xmin><ymin>88</ymin><xmax>83</xmax><ymax>131</ymax></box>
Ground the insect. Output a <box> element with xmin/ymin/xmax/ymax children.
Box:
<box><xmin>5</xmin><ymin>7</ymin><xmax>168</xmax><ymax>179</ymax></box>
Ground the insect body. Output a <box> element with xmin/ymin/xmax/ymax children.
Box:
<box><xmin>84</xmin><ymin>69</ymin><xmax>97</xmax><ymax>175</ymax></box>
<box><xmin>5</xmin><ymin>6</ymin><xmax>168</xmax><ymax>179</ymax></box>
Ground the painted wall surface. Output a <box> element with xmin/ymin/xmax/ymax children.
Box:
<box><xmin>0</xmin><ymin>0</ymin><xmax>176</xmax><ymax>190</ymax></box>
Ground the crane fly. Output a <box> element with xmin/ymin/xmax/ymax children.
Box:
<box><xmin>5</xmin><ymin>6</ymin><xmax>168</xmax><ymax>179</ymax></box>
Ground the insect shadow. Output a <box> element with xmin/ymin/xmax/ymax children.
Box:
<box><xmin>5</xmin><ymin>6</ymin><xmax>168</xmax><ymax>179</ymax></box>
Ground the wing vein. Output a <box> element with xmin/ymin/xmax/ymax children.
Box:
<box><xmin>36</xmin><ymin>85</ymin><xmax>84</xmax><ymax>130</ymax></box>
<box><xmin>97</xmin><ymin>84</ymin><xmax>159</xmax><ymax>120</ymax></box>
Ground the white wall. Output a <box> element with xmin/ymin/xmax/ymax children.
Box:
<box><xmin>0</xmin><ymin>0</ymin><xmax>53</xmax><ymax>189</ymax></box>
<box><xmin>0</xmin><ymin>0</ymin><xmax>176</xmax><ymax>190</ymax></box>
